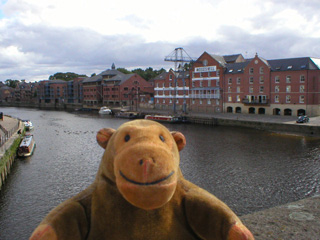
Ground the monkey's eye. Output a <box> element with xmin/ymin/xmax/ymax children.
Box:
<box><xmin>124</xmin><ymin>134</ymin><xmax>130</xmax><ymax>142</ymax></box>
<box><xmin>159</xmin><ymin>135</ymin><xmax>165</xmax><ymax>142</ymax></box>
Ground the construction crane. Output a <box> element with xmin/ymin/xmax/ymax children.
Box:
<box><xmin>164</xmin><ymin>47</ymin><xmax>195</xmax><ymax>113</ymax></box>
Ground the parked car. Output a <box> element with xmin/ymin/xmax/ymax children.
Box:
<box><xmin>296</xmin><ymin>115</ymin><xmax>309</xmax><ymax>123</ymax></box>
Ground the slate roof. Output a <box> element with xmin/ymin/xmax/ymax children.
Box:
<box><xmin>153</xmin><ymin>71</ymin><xmax>168</xmax><ymax>81</ymax></box>
<box><xmin>268</xmin><ymin>57</ymin><xmax>320</xmax><ymax>71</ymax></box>
<box><xmin>102</xmin><ymin>73</ymin><xmax>135</xmax><ymax>86</ymax></box>
<box><xmin>223</xmin><ymin>54</ymin><xmax>243</xmax><ymax>63</ymax></box>
<box><xmin>210</xmin><ymin>54</ymin><xmax>227</xmax><ymax>67</ymax></box>
<box><xmin>224</xmin><ymin>61</ymin><xmax>250</xmax><ymax>74</ymax></box>
<box><xmin>224</xmin><ymin>57</ymin><xmax>320</xmax><ymax>74</ymax></box>
<box><xmin>82</xmin><ymin>69</ymin><xmax>126</xmax><ymax>83</ymax></box>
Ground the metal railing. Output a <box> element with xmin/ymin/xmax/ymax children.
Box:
<box><xmin>0</xmin><ymin>122</ymin><xmax>20</xmax><ymax>147</ymax></box>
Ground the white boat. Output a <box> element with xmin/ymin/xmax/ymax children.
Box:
<box><xmin>18</xmin><ymin>134</ymin><xmax>36</xmax><ymax>157</ymax></box>
<box><xmin>22</xmin><ymin>120</ymin><xmax>34</xmax><ymax>131</ymax></box>
<box><xmin>99</xmin><ymin>106</ymin><xmax>112</xmax><ymax>115</ymax></box>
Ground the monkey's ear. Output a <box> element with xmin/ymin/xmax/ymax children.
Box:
<box><xmin>171</xmin><ymin>131</ymin><xmax>186</xmax><ymax>151</ymax></box>
<box><xmin>96</xmin><ymin>128</ymin><xmax>116</xmax><ymax>149</ymax></box>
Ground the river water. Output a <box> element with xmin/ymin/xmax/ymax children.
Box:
<box><xmin>0</xmin><ymin>107</ymin><xmax>320</xmax><ymax>239</ymax></box>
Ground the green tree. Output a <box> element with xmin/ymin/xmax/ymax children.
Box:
<box><xmin>49</xmin><ymin>72</ymin><xmax>87</xmax><ymax>81</ymax></box>
<box><xmin>5</xmin><ymin>79</ymin><xmax>20</xmax><ymax>88</ymax></box>
<box><xmin>117</xmin><ymin>68</ymin><xmax>132</xmax><ymax>74</ymax></box>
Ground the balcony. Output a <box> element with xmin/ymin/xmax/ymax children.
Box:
<box><xmin>242</xmin><ymin>98</ymin><xmax>269</xmax><ymax>106</ymax></box>
<box><xmin>189</xmin><ymin>93</ymin><xmax>220</xmax><ymax>99</ymax></box>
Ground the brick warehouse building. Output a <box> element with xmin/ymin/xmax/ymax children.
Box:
<box><xmin>154</xmin><ymin>69</ymin><xmax>191</xmax><ymax>112</ymax></box>
<box><xmin>224</xmin><ymin>54</ymin><xmax>320</xmax><ymax>116</ymax></box>
<box><xmin>82</xmin><ymin>64</ymin><xmax>153</xmax><ymax>108</ymax></box>
<box><xmin>155</xmin><ymin>51</ymin><xmax>320</xmax><ymax>116</ymax></box>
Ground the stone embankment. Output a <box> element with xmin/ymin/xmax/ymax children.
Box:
<box><xmin>0</xmin><ymin>115</ymin><xmax>24</xmax><ymax>189</ymax></box>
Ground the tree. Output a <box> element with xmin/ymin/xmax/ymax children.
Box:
<box><xmin>49</xmin><ymin>72</ymin><xmax>87</xmax><ymax>81</ymax></box>
<box><xmin>117</xmin><ymin>68</ymin><xmax>132</xmax><ymax>74</ymax></box>
<box><xmin>5</xmin><ymin>79</ymin><xmax>20</xmax><ymax>88</ymax></box>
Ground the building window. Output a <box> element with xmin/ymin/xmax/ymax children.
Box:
<box><xmin>199</xmin><ymin>72</ymin><xmax>203</xmax><ymax>78</ymax></box>
<box><xmin>203</xmin><ymin>59</ymin><xmax>208</xmax><ymax>66</ymax></box>
<box><xmin>249</xmin><ymin>67</ymin><xmax>254</xmax><ymax>74</ymax></box>
<box><xmin>259</xmin><ymin>67</ymin><xmax>264</xmax><ymax>74</ymax></box>
<box><xmin>300</xmin><ymin>85</ymin><xmax>305</xmax><ymax>93</ymax></box>
<box><xmin>237</xmin><ymin>77</ymin><xmax>241</xmax><ymax>84</ymax></box>
<box><xmin>192</xmin><ymin>81</ymin><xmax>195</xmax><ymax>87</ymax></box>
<box><xmin>237</xmin><ymin>86</ymin><xmax>240</xmax><ymax>93</ymax></box>
<box><xmin>249</xmin><ymin>77</ymin><xmax>254</xmax><ymax>84</ymax></box>
<box><xmin>228</xmin><ymin>95</ymin><xmax>232</xmax><ymax>102</ymax></box>
<box><xmin>169</xmin><ymin>82</ymin><xmax>172</xmax><ymax>87</ymax></box>
<box><xmin>169</xmin><ymin>99</ymin><xmax>172</xmax><ymax>103</ymax></box>
<box><xmin>176</xmin><ymin>99</ymin><xmax>179</xmax><ymax>104</ymax></box>
<box><xmin>249</xmin><ymin>86</ymin><xmax>253</xmax><ymax>93</ymax></box>
<box><xmin>228</xmin><ymin>78</ymin><xmax>232</xmax><ymax>84</ymax></box>
<box><xmin>300</xmin><ymin>75</ymin><xmax>305</xmax><ymax>83</ymax></box>
<box><xmin>259</xmin><ymin>76</ymin><xmax>264</xmax><ymax>84</ymax></box>
<box><xmin>169</xmin><ymin>74</ymin><xmax>173</xmax><ymax>80</ymax></box>
<box><xmin>299</xmin><ymin>95</ymin><xmax>305</xmax><ymax>103</ymax></box>
<box><xmin>156</xmin><ymin>99</ymin><xmax>159</xmax><ymax>103</ymax></box>
<box><xmin>259</xmin><ymin>86</ymin><xmax>264</xmax><ymax>93</ymax></box>
<box><xmin>217</xmin><ymin>70</ymin><xmax>220</xmax><ymax>76</ymax></box>
<box><xmin>192</xmin><ymin>99</ymin><xmax>195</xmax><ymax>104</ymax></box>
<box><xmin>286</xmin><ymin>85</ymin><xmax>291</xmax><ymax>93</ymax></box>
<box><xmin>200</xmin><ymin>99</ymin><xmax>202</xmax><ymax>104</ymax></box>
<box><xmin>275</xmin><ymin>85</ymin><xmax>280</xmax><ymax>92</ymax></box>
<box><xmin>275</xmin><ymin>95</ymin><xmax>279</xmax><ymax>103</ymax></box>
<box><xmin>163</xmin><ymin>99</ymin><xmax>165</xmax><ymax>103</ymax></box>
<box><xmin>286</xmin><ymin>95</ymin><xmax>291</xmax><ymax>103</ymax></box>
<box><xmin>286</xmin><ymin>75</ymin><xmax>291</xmax><ymax>83</ymax></box>
<box><xmin>275</xmin><ymin>76</ymin><xmax>280</xmax><ymax>83</ymax></box>
<box><xmin>237</xmin><ymin>95</ymin><xmax>241</xmax><ymax>102</ymax></box>
<box><xmin>208</xmin><ymin>80</ymin><xmax>211</xmax><ymax>87</ymax></box>
<box><xmin>228</xmin><ymin>86</ymin><xmax>232</xmax><ymax>92</ymax></box>
<box><xmin>207</xmin><ymin>99</ymin><xmax>211</xmax><ymax>104</ymax></box>
<box><xmin>200</xmin><ymin>81</ymin><xmax>203</xmax><ymax>87</ymax></box>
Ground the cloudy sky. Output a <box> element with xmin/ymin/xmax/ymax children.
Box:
<box><xmin>1</xmin><ymin>0</ymin><xmax>320</xmax><ymax>82</ymax></box>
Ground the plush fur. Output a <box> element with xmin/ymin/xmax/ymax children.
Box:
<box><xmin>30</xmin><ymin>120</ymin><xmax>254</xmax><ymax>240</ymax></box>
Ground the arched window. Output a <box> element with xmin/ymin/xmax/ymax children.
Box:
<box><xmin>284</xmin><ymin>109</ymin><xmax>292</xmax><ymax>116</ymax></box>
<box><xmin>249</xmin><ymin>107</ymin><xmax>255</xmax><ymax>114</ymax></box>
<box><xmin>235</xmin><ymin>107</ymin><xmax>241</xmax><ymax>113</ymax></box>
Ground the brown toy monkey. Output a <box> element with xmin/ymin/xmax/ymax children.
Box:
<box><xmin>30</xmin><ymin>120</ymin><xmax>254</xmax><ymax>240</ymax></box>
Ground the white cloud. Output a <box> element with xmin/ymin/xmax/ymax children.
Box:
<box><xmin>0</xmin><ymin>0</ymin><xmax>320</xmax><ymax>81</ymax></box>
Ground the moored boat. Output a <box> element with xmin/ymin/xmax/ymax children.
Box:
<box><xmin>115</xmin><ymin>111</ymin><xmax>144</xmax><ymax>119</ymax></box>
<box><xmin>144</xmin><ymin>115</ymin><xmax>182</xmax><ymax>123</ymax></box>
<box><xmin>22</xmin><ymin>120</ymin><xmax>34</xmax><ymax>131</ymax></box>
<box><xmin>99</xmin><ymin>106</ymin><xmax>113</xmax><ymax>115</ymax></box>
<box><xmin>17</xmin><ymin>134</ymin><xmax>36</xmax><ymax>157</ymax></box>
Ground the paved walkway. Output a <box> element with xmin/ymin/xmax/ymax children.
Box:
<box><xmin>0</xmin><ymin>115</ymin><xmax>23</xmax><ymax>159</ymax></box>
<box><xmin>242</xmin><ymin>195</ymin><xmax>320</xmax><ymax>240</ymax></box>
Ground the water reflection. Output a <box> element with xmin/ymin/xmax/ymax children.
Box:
<box><xmin>0</xmin><ymin>107</ymin><xmax>319</xmax><ymax>239</ymax></box>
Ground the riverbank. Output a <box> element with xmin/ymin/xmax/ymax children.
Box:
<box><xmin>141</xmin><ymin>108</ymin><xmax>320</xmax><ymax>136</ymax></box>
<box><xmin>0</xmin><ymin>115</ymin><xmax>24</xmax><ymax>189</ymax></box>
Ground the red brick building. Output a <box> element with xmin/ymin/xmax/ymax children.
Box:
<box><xmin>154</xmin><ymin>69</ymin><xmax>191</xmax><ymax>112</ymax></box>
<box><xmin>38</xmin><ymin>79</ymin><xmax>67</xmax><ymax>104</ymax></box>
<box><xmin>83</xmin><ymin>64</ymin><xmax>153</xmax><ymax>108</ymax></box>
<box><xmin>224</xmin><ymin>54</ymin><xmax>320</xmax><ymax>116</ymax></box>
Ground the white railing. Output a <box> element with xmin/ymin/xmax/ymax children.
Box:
<box><xmin>189</xmin><ymin>93</ymin><xmax>220</xmax><ymax>99</ymax></box>
<box><xmin>154</xmin><ymin>94</ymin><xmax>189</xmax><ymax>99</ymax></box>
